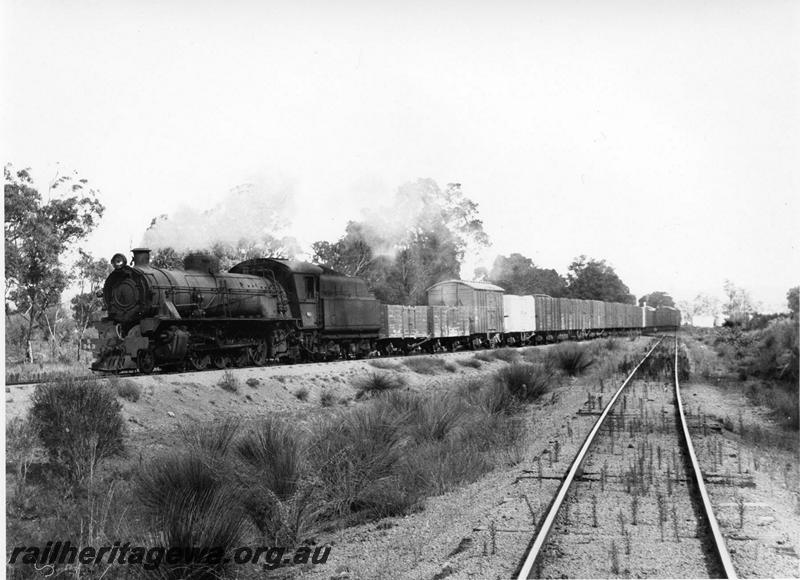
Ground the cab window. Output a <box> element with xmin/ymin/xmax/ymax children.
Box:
<box><xmin>304</xmin><ymin>276</ymin><xmax>316</xmax><ymax>299</ymax></box>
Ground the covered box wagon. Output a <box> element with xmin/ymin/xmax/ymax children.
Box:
<box><xmin>426</xmin><ymin>280</ymin><xmax>504</xmax><ymax>336</ymax></box>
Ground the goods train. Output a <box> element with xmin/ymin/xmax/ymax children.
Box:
<box><xmin>91</xmin><ymin>248</ymin><xmax>680</xmax><ymax>373</ymax></box>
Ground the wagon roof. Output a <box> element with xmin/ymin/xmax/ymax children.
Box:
<box><xmin>426</xmin><ymin>279</ymin><xmax>505</xmax><ymax>292</ymax></box>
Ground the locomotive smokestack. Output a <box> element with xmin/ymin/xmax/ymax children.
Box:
<box><xmin>132</xmin><ymin>248</ymin><xmax>151</xmax><ymax>267</ymax></box>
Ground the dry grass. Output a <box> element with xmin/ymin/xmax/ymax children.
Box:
<box><xmin>354</xmin><ymin>371</ymin><xmax>407</xmax><ymax>399</ymax></box>
<box><xmin>458</xmin><ymin>357</ymin><xmax>482</xmax><ymax>369</ymax></box>
<box><xmin>403</xmin><ymin>356</ymin><xmax>448</xmax><ymax>374</ymax></box>
<box><xmin>320</xmin><ymin>389</ymin><xmax>338</xmax><ymax>407</ymax></box>
<box><xmin>107</xmin><ymin>377</ymin><xmax>141</xmax><ymax>402</ymax></box>
<box><xmin>548</xmin><ymin>343</ymin><xmax>595</xmax><ymax>376</ymax></box>
<box><xmin>493</xmin><ymin>348</ymin><xmax>522</xmax><ymax>363</ymax></box>
<box><xmin>494</xmin><ymin>362</ymin><xmax>555</xmax><ymax>402</ymax></box>
<box><xmin>218</xmin><ymin>370</ymin><xmax>239</xmax><ymax>392</ymax></box>
<box><xmin>368</xmin><ymin>359</ymin><xmax>402</xmax><ymax>370</ymax></box>
<box><xmin>180</xmin><ymin>417</ymin><xmax>242</xmax><ymax>456</ymax></box>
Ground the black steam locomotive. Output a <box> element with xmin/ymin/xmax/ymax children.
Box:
<box><xmin>92</xmin><ymin>248</ymin><xmax>380</xmax><ymax>373</ymax></box>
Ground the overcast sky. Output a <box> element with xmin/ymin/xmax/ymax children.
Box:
<box><xmin>3</xmin><ymin>0</ymin><xmax>798</xmax><ymax>312</ymax></box>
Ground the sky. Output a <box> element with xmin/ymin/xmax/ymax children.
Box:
<box><xmin>3</xmin><ymin>0</ymin><xmax>798</xmax><ymax>312</ymax></box>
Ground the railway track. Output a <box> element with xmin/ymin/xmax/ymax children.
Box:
<box><xmin>516</xmin><ymin>334</ymin><xmax>737</xmax><ymax>579</ymax></box>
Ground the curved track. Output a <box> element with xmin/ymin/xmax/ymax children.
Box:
<box><xmin>515</xmin><ymin>334</ymin><xmax>737</xmax><ymax>579</ymax></box>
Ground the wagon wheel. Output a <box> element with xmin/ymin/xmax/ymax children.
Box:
<box><xmin>137</xmin><ymin>349</ymin><xmax>156</xmax><ymax>374</ymax></box>
<box><xmin>188</xmin><ymin>353</ymin><xmax>210</xmax><ymax>371</ymax></box>
<box><xmin>248</xmin><ymin>340</ymin><xmax>268</xmax><ymax>366</ymax></box>
<box><xmin>212</xmin><ymin>352</ymin><xmax>229</xmax><ymax>369</ymax></box>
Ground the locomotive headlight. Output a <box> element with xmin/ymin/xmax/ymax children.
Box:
<box><xmin>111</xmin><ymin>253</ymin><xmax>127</xmax><ymax>269</ymax></box>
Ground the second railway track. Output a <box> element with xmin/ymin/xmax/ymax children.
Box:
<box><xmin>516</xmin><ymin>334</ymin><xmax>737</xmax><ymax>579</ymax></box>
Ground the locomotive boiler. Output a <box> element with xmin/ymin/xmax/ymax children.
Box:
<box><xmin>93</xmin><ymin>249</ymin><xmax>297</xmax><ymax>373</ymax></box>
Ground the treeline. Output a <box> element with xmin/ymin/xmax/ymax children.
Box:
<box><xmin>4</xmin><ymin>167</ymin><xmax>668</xmax><ymax>363</ymax></box>
<box><xmin>5</xmin><ymin>165</ymin><xmax>107</xmax><ymax>362</ymax></box>
<box><xmin>309</xmin><ymin>179</ymin><xmax>640</xmax><ymax>306</ymax></box>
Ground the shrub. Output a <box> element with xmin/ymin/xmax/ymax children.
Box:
<box><xmin>354</xmin><ymin>371</ymin><xmax>406</xmax><ymax>399</ymax></box>
<box><xmin>494</xmin><ymin>363</ymin><xmax>554</xmax><ymax>402</ymax></box>
<box><xmin>246</xmin><ymin>377</ymin><xmax>260</xmax><ymax>388</ymax></box>
<box><xmin>458</xmin><ymin>357</ymin><xmax>482</xmax><ymax>369</ymax></box>
<box><xmin>115</xmin><ymin>379</ymin><xmax>141</xmax><ymax>402</ymax></box>
<box><xmin>745</xmin><ymin>381</ymin><xmax>799</xmax><ymax>430</ymax></box>
<box><xmin>521</xmin><ymin>348</ymin><xmax>542</xmax><ymax>363</ymax></box>
<box><xmin>549</xmin><ymin>343</ymin><xmax>595</xmax><ymax>376</ymax></box>
<box><xmin>493</xmin><ymin>348</ymin><xmax>521</xmax><ymax>363</ymax></box>
<box><xmin>218</xmin><ymin>370</ymin><xmax>239</xmax><ymax>392</ymax></box>
<box><xmin>29</xmin><ymin>377</ymin><xmax>126</xmax><ymax>482</ymax></box>
<box><xmin>473</xmin><ymin>351</ymin><xmax>495</xmax><ymax>362</ymax></box>
<box><xmin>444</xmin><ymin>362</ymin><xmax>458</xmax><ymax>373</ymax></box>
<box><xmin>403</xmin><ymin>356</ymin><xmax>447</xmax><ymax>374</ymax></box>
<box><xmin>746</xmin><ymin>319</ymin><xmax>799</xmax><ymax>384</ymax></box>
<box><xmin>6</xmin><ymin>417</ymin><xmax>39</xmax><ymax>495</ymax></box>
<box><xmin>295</xmin><ymin>387</ymin><xmax>309</xmax><ymax>401</ymax></box>
<box><xmin>180</xmin><ymin>417</ymin><xmax>241</xmax><ymax>456</ymax></box>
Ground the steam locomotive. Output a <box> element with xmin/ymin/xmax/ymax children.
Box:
<box><xmin>91</xmin><ymin>248</ymin><xmax>680</xmax><ymax>373</ymax></box>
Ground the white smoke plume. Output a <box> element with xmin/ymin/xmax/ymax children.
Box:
<box><xmin>141</xmin><ymin>176</ymin><xmax>301</xmax><ymax>258</ymax></box>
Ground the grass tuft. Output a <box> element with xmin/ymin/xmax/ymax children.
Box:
<box><xmin>354</xmin><ymin>371</ymin><xmax>406</xmax><ymax>399</ymax></box>
<box><xmin>368</xmin><ymin>359</ymin><xmax>401</xmax><ymax>370</ymax></box>
<box><xmin>493</xmin><ymin>348</ymin><xmax>521</xmax><ymax>363</ymax></box>
<box><xmin>494</xmin><ymin>363</ymin><xmax>554</xmax><ymax>402</ymax></box>
<box><xmin>403</xmin><ymin>356</ymin><xmax>447</xmax><ymax>374</ymax></box>
<box><xmin>115</xmin><ymin>379</ymin><xmax>141</xmax><ymax>402</ymax></box>
<box><xmin>458</xmin><ymin>357</ymin><xmax>482</xmax><ymax>369</ymax></box>
<box><xmin>236</xmin><ymin>417</ymin><xmax>305</xmax><ymax>500</ymax></box>
<box><xmin>135</xmin><ymin>452</ymin><xmax>249</xmax><ymax>577</ymax></box>
<box><xmin>180</xmin><ymin>417</ymin><xmax>241</xmax><ymax>457</ymax></box>
<box><xmin>549</xmin><ymin>343</ymin><xmax>595</xmax><ymax>376</ymax></box>
<box><xmin>320</xmin><ymin>390</ymin><xmax>338</xmax><ymax>407</ymax></box>
<box><xmin>218</xmin><ymin>370</ymin><xmax>239</xmax><ymax>392</ymax></box>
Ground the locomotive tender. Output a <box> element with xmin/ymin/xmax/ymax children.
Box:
<box><xmin>92</xmin><ymin>248</ymin><xmax>680</xmax><ymax>373</ymax></box>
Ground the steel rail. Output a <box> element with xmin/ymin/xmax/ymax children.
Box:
<box><xmin>516</xmin><ymin>336</ymin><xmax>665</xmax><ymax>580</ymax></box>
<box><xmin>673</xmin><ymin>334</ymin><xmax>738</xmax><ymax>579</ymax></box>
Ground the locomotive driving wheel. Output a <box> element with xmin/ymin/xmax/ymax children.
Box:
<box><xmin>137</xmin><ymin>349</ymin><xmax>156</xmax><ymax>374</ymax></box>
<box><xmin>187</xmin><ymin>352</ymin><xmax>210</xmax><ymax>371</ymax></box>
<box><xmin>247</xmin><ymin>340</ymin><xmax>268</xmax><ymax>366</ymax></box>
<box><xmin>212</xmin><ymin>352</ymin><xmax>229</xmax><ymax>369</ymax></box>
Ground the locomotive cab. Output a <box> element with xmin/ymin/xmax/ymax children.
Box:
<box><xmin>231</xmin><ymin>258</ymin><xmax>381</xmax><ymax>358</ymax></box>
